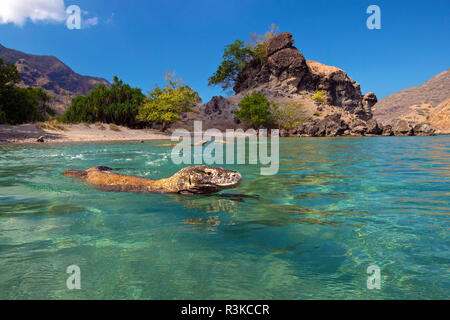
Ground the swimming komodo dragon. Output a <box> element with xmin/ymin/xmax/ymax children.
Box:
<box><xmin>63</xmin><ymin>165</ymin><xmax>242</xmax><ymax>195</ymax></box>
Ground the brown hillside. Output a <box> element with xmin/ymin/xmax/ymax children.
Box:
<box><xmin>0</xmin><ymin>43</ymin><xmax>110</xmax><ymax>114</ymax></box>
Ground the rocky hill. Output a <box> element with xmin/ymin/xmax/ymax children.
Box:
<box><xmin>233</xmin><ymin>32</ymin><xmax>373</xmax><ymax>120</ymax></box>
<box><xmin>0</xmin><ymin>43</ymin><xmax>109</xmax><ymax>114</ymax></box>
<box><xmin>428</xmin><ymin>98</ymin><xmax>450</xmax><ymax>134</ymax></box>
<box><xmin>373</xmin><ymin>69</ymin><xmax>450</xmax><ymax>128</ymax></box>
<box><xmin>177</xmin><ymin>32</ymin><xmax>418</xmax><ymax>136</ymax></box>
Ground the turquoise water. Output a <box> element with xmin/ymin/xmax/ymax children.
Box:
<box><xmin>0</xmin><ymin>137</ymin><xmax>449</xmax><ymax>299</ymax></box>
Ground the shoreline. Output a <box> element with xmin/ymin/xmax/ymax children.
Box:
<box><xmin>0</xmin><ymin>123</ymin><xmax>172</xmax><ymax>145</ymax></box>
<box><xmin>1</xmin><ymin>123</ymin><xmax>448</xmax><ymax>145</ymax></box>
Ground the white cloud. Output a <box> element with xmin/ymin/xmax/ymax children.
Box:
<box><xmin>0</xmin><ymin>0</ymin><xmax>67</xmax><ymax>26</ymax></box>
<box><xmin>84</xmin><ymin>17</ymin><xmax>98</xmax><ymax>28</ymax></box>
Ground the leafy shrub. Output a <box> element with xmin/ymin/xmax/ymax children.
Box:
<box><xmin>312</xmin><ymin>90</ymin><xmax>328</xmax><ymax>104</ymax></box>
<box><xmin>272</xmin><ymin>102</ymin><xmax>308</xmax><ymax>130</ymax></box>
<box><xmin>138</xmin><ymin>73</ymin><xmax>201</xmax><ymax>131</ymax></box>
<box><xmin>61</xmin><ymin>76</ymin><xmax>145</xmax><ymax>126</ymax></box>
<box><xmin>0</xmin><ymin>58</ymin><xmax>52</xmax><ymax>124</ymax></box>
<box><xmin>233</xmin><ymin>91</ymin><xmax>273</xmax><ymax>128</ymax></box>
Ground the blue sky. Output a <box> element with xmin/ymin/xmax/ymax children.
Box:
<box><xmin>0</xmin><ymin>0</ymin><xmax>449</xmax><ymax>103</ymax></box>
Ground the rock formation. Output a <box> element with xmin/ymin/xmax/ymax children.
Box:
<box><xmin>233</xmin><ymin>32</ymin><xmax>372</xmax><ymax>120</ymax></box>
<box><xmin>175</xmin><ymin>96</ymin><xmax>241</xmax><ymax>131</ymax></box>
<box><xmin>175</xmin><ymin>32</ymin><xmax>441</xmax><ymax>136</ymax></box>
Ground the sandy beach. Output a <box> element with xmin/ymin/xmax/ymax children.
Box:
<box><xmin>0</xmin><ymin>123</ymin><xmax>171</xmax><ymax>144</ymax></box>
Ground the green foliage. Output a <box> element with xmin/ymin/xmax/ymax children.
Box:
<box><xmin>0</xmin><ymin>58</ymin><xmax>53</xmax><ymax>124</ymax></box>
<box><xmin>209</xmin><ymin>24</ymin><xmax>280</xmax><ymax>91</ymax></box>
<box><xmin>252</xmin><ymin>42</ymin><xmax>268</xmax><ymax>65</ymax></box>
<box><xmin>272</xmin><ymin>102</ymin><xmax>308</xmax><ymax>130</ymax></box>
<box><xmin>0</xmin><ymin>58</ymin><xmax>20</xmax><ymax>89</ymax></box>
<box><xmin>248</xmin><ymin>23</ymin><xmax>280</xmax><ymax>65</ymax></box>
<box><xmin>312</xmin><ymin>90</ymin><xmax>328</xmax><ymax>104</ymax></box>
<box><xmin>233</xmin><ymin>91</ymin><xmax>273</xmax><ymax>128</ymax></box>
<box><xmin>61</xmin><ymin>76</ymin><xmax>145</xmax><ymax>126</ymax></box>
<box><xmin>138</xmin><ymin>73</ymin><xmax>201</xmax><ymax>131</ymax></box>
<box><xmin>0</xmin><ymin>87</ymin><xmax>49</xmax><ymax>124</ymax></box>
<box><xmin>313</xmin><ymin>111</ymin><xmax>321</xmax><ymax>116</ymax></box>
<box><xmin>208</xmin><ymin>40</ymin><xmax>254</xmax><ymax>91</ymax></box>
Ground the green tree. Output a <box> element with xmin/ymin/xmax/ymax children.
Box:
<box><xmin>208</xmin><ymin>24</ymin><xmax>280</xmax><ymax>91</ymax></box>
<box><xmin>208</xmin><ymin>40</ymin><xmax>254</xmax><ymax>91</ymax></box>
<box><xmin>233</xmin><ymin>91</ymin><xmax>273</xmax><ymax>128</ymax></box>
<box><xmin>138</xmin><ymin>73</ymin><xmax>201</xmax><ymax>131</ymax></box>
<box><xmin>0</xmin><ymin>58</ymin><xmax>20</xmax><ymax>89</ymax></box>
<box><xmin>61</xmin><ymin>76</ymin><xmax>145</xmax><ymax>126</ymax></box>
<box><xmin>0</xmin><ymin>58</ymin><xmax>53</xmax><ymax>124</ymax></box>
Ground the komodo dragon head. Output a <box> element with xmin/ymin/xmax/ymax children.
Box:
<box><xmin>170</xmin><ymin>165</ymin><xmax>242</xmax><ymax>195</ymax></box>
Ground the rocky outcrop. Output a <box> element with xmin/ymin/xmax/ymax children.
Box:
<box><xmin>200</xmin><ymin>96</ymin><xmax>238</xmax><ymax>120</ymax></box>
<box><xmin>175</xmin><ymin>96</ymin><xmax>240</xmax><ymax>131</ymax></box>
<box><xmin>176</xmin><ymin>32</ymin><xmax>439</xmax><ymax>137</ymax></box>
<box><xmin>413</xmin><ymin>123</ymin><xmax>435</xmax><ymax>136</ymax></box>
<box><xmin>0</xmin><ymin>43</ymin><xmax>110</xmax><ymax>113</ymax></box>
<box><xmin>292</xmin><ymin>114</ymin><xmax>348</xmax><ymax>137</ymax></box>
<box><xmin>392</xmin><ymin>120</ymin><xmax>413</xmax><ymax>136</ymax></box>
<box><xmin>362</xmin><ymin>92</ymin><xmax>377</xmax><ymax>120</ymax></box>
<box><xmin>382</xmin><ymin>125</ymin><xmax>394</xmax><ymax>136</ymax></box>
<box><xmin>233</xmin><ymin>32</ymin><xmax>371</xmax><ymax>120</ymax></box>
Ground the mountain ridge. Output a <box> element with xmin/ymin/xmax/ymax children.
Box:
<box><xmin>0</xmin><ymin>43</ymin><xmax>110</xmax><ymax>113</ymax></box>
<box><xmin>373</xmin><ymin>69</ymin><xmax>450</xmax><ymax>126</ymax></box>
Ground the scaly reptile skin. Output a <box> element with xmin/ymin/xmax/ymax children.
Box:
<box><xmin>63</xmin><ymin>165</ymin><xmax>242</xmax><ymax>195</ymax></box>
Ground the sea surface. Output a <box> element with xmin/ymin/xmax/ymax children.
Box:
<box><xmin>0</xmin><ymin>136</ymin><xmax>449</xmax><ymax>299</ymax></box>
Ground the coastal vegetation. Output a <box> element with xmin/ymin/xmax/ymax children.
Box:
<box><xmin>137</xmin><ymin>73</ymin><xmax>201</xmax><ymax>131</ymax></box>
<box><xmin>312</xmin><ymin>90</ymin><xmax>328</xmax><ymax>104</ymax></box>
<box><xmin>0</xmin><ymin>58</ymin><xmax>54</xmax><ymax>125</ymax></box>
<box><xmin>58</xmin><ymin>72</ymin><xmax>201</xmax><ymax>131</ymax></box>
<box><xmin>60</xmin><ymin>76</ymin><xmax>145</xmax><ymax>126</ymax></box>
<box><xmin>233</xmin><ymin>91</ymin><xmax>273</xmax><ymax>127</ymax></box>
<box><xmin>208</xmin><ymin>24</ymin><xmax>280</xmax><ymax>91</ymax></box>
<box><xmin>272</xmin><ymin>102</ymin><xmax>308</xmax><ymax>130</ymax></box>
